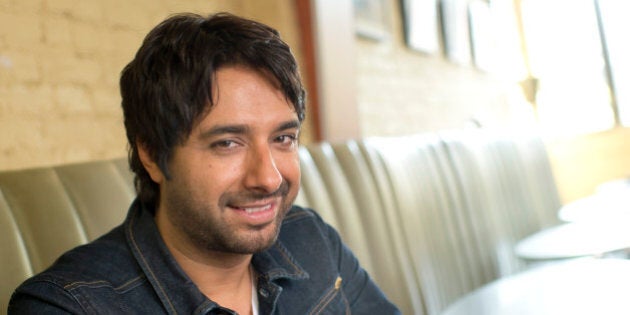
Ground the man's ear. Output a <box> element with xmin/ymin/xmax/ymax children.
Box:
<box><xmin>137</xmin><ymin>141</ymin><xmax>165</xmax><ymax>184</ymax></box>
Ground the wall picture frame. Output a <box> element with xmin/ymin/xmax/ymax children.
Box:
<box><xmin>439</xmin><ymin>0</ymin><xmax>472</xmax><ymax>64</ymax></box>
<box><xmin>400</xmin><ymin>0</ymin><xmax>441</xmax><ymax>54</ymax></box>
<box><xmin>353</xmin><ymin>0</ymin><xmax>390</xmax><ymax>40</ymax></box>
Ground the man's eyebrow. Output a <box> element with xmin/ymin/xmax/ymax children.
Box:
<box><xmin>198</xmin><ymin>119</ymin><xmax>300</xmax><ymax>139</ymax></box>
<box><xmin>276</xmin><ymin>119</ymin><xmax>301</xmax><ymax>132</ymax></box>
<box><xmin>199</xmin><ymin>125</ymin><xmax>249</xmax><ymax>139</ymax></box>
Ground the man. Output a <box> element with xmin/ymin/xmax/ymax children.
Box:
<box><xmin>8</xmin><ymin>12</ymin><xmax>400</xmax><ymax>314</ymax></box>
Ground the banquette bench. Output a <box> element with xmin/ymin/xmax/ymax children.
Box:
<box><xmin>0</xmin><ymin>128</ymin><xmax>561</xmax><ymax>314</ymax></box>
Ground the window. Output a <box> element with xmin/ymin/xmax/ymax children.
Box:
<box><xmin>596</xmin><ymin>0</ymin><xmax>630</xmax><ymax>126</ymax></box>
<box><xmin>519</xmin><ymin>0</ymin><xmax>629</xmax><ymax>137</ymax></box>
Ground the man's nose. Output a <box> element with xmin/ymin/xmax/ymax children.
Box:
<box><xmin>244</xmin><ymin>145</ymin><xmax>283</xmax><ymax>193</ymax></box>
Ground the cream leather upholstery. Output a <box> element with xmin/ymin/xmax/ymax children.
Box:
<box><xmin>0</xmin><ymin>190</ymin><xmax>31</xmax><ymax>313</ymax></box>
<box><xmin>305</xmin><ymin>144</ymin><xmax>376</xmax><ymax>275</ymax></box>
<box><xmin>55</xmin><ymin>162</ymin><xmax>136</xmax><ymax>240</ymax></box>
<box><xmin>297</xmin><ymin>147</ymin><xmax>339</xmax><ymax>228</ymax></box>
<box><xmin>332</xmin><ymin>140</ymin><xmax>424</xmax><ymax>315</ymax></box>
<box><xmin>363</xmin><ymin>135</ymin><xmax>474</xmax><ymax>314</ymax></box>
<box><xmin>0</xmin><ymin>159</ymin><xmax>135</xmax><ymax>312</ymax></box>
<box><xmin>0</xmin><ymin>130</ymin><xmax>561</xmax><ymax>314</ymax></box>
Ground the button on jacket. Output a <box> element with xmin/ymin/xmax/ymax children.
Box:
<box><xmin>8</xmin><ymin>200</ymin><xmax>400</xmax><ymax>314</ymax></box>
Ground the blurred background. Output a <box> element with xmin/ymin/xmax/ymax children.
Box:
<box><xmin>1</xmin><ymin>0</ymin><xmax>628</xmax><ymax>204</ymax></box>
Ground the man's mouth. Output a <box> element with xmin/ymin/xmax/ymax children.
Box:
<box><xmin>237</xmin><ymin>203</ymin><xmax>273</xmax><ymax>214</ymax></box>
<box><xmin>227</xmin><ymin>200</ymin><xmax>279</xmax><ymax>227</ymax></box>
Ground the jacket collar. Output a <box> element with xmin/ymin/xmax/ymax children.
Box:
<box><xmin>124</xmin><ymin>199</ymin><xmax>309</xmax><ymax>314</ymax></box>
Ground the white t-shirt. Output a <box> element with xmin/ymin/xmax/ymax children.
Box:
<box><xmin>251</xmin><ymin>268</ymin><xmax>259</xmax><ymax>315</ymax></box>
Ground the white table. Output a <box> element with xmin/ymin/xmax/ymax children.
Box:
<box><xmin>515</xmin><ymin>220</ymin><xmax>630</xmax><ymax>260</ymax></box>
<box><xmin>558</xmin><ymin>192</ymin><xmax>630</xmax><ymax>223</ymax></box>
<box><xmin>441</xmin><ymin>258</ymin><xmax>630</xmax><ymax>315</ymax></box>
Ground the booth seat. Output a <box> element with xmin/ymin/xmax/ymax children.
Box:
<box><xmin>0</xmin><ymin>129</ymin><xmax>561</xmax><ymax>314</ymax></box>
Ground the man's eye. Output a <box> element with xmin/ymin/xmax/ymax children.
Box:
<box><xmin>276</xmin><ymin>134</ymin><xmax>298</xmax><ymax>145</ymax></box>
<box><xmin>211</xmin><ymin>140</ymin><xmax>237</xmax><ymax>149</ymax></box>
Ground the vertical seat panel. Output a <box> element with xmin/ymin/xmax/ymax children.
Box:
<box><xmin>111</xmin><ymin>157</ymin><xmax>136</xmax><ymax>194</ymax></box>
<box><xmin>0</xmin><ymin>168</ymin><xmax>88</xmax><ymax>273</ymax></box>
<box><xmin>55</xmin><ymin>160</ymin><xmax>135</xmax><ymax>241</ymax></box>
<box><xmin>298</xmin><ymin>147</ymin><xmax>340</xmax><ymax>229</ymax></box>
<box><xmin>333</xmin><ymin>141</ymin><xmax>425</xmax><ymax>315</ymax></box>
<box><xmin>365</xmin><ymin>136</ymin><xmax>474</xmax><ymax>314</ymax></box>
<box><xmin>0</xmin><ymin>189</ymin><xmax>33</xmax><ymax>312</ymax></box>
<box><xmin>306</xmin><ymin>143</ymin><xmax>376</xmax><ymax>277</ymax></box>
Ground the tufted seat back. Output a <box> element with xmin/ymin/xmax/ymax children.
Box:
<box><xmin>1</xmin><ymin>130</ymin><xmax>562</xmax><ymax>314</ymax></box>
<box><xmin>0</xmin><ymin>159</ymin><xmax>135</xmax><ymax>311</ymax></box>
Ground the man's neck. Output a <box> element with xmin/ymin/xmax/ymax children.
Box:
<box><xmin>155</xmin><ymin>212</ymin><xmax>255</xmax><ymax>313</ymax></box>
<box><xmin>169</xmin><ymin>241</ymin><xmax>255</xmax><ymax>314</ymax></box>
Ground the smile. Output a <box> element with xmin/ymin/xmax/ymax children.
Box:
<box><xmin>228</xmin><ymin>200</ymin><xmax>279</xmax><ymax>226</ymax></box>
<box><xmin>242</xmin><ymin>203</ymin><xmax>272</xmax><ymax>214</ymax></box>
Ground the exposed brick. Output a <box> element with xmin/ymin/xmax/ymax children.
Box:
<box><xmin>11</xmin><ymin>0</ymin><xmax>44</xmax><ymax>13</ymax></box>
<box><xmin>102</xmin><ymin>0</ymin><xmax>150</xmax><ymax>31</ymax></box>
<box><xmin>41</xmin><ymin>50</ymin><xmax>102</xmax><ymax>85</ymax></box>
<box><xmin>0</xmin><ymin>85</ymin><xmax>8</xmax><ymax>113</ymax></box>
<box><xmin>53</xmin><ymin>84</ymin><xmax>92</xmax><ymax>112</ymax></box>
<box><xmin>70</xmin><ymin>20</ymin><xmax>103</xmax><ymax>55</ymax></box>
<box><xmin>92</xmin><ymin>87</ymin><xmax>121</xmax><ymax>112</ymax></box>
<box><xmin>43</xmin><ymin>15</ymin><xmax>73</xmax><ymax>46</ymax></box>
<box><xmin>0</xmin><ymin>54</ymin><xmax>15</xmax><ymax>85</ymax></box>
<box><xmin>45</xmin><ymin>0</ymin><xmax>103</xmax><ymax>23</ymax></box>
<box><xmin>9</xmin><ymin>52</ymin><xmax>41</xmax><ymax>83</ymax></box>
<box><xmin>7</xmin><ymin>84</ymin><xmax>54</xmax><ymax>113</ymax></box>
<box><xmin>97</xmin><ymin>49</ymin><xmax>135</xmax><ymax>90</ymax></box>
<box><xmin>0</xmin><ymin>0</ymin><xmax>10</xmax><ymax>11</ymax></box>
<box><xmin>0</xmin><ymin>0</ymin><xmax>303</xmax><ymax>171</ymax></box>
<box><xmin>0</xmin><ymin>117</ymin><xmax>48</xmax><ymax>168</ymax></box>
<box><xmin>0</xmin><ymin>11</ymin><xmax>43</xmax><ymax>49</ymax></box>
<box><xmin>102</xmin><ymin>28</ymin><xmax>143</xmax><ymax>56</ymax></box>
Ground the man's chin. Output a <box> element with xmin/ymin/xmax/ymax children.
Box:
<box><xmin>228</xmin><ymin>222</ymin><xmax>282</xmax><ymax>254</ymax></box>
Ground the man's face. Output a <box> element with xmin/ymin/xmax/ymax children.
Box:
<box><xmin>153</xmin><ymin>66</ymin><xmax>301</xmax><ymax>256</ymax></box>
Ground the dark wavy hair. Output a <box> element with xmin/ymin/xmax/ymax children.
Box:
<box><xmin>120</xmin><ymin>12</ymin><xmax>306</xmax><ymax>208</ymax></box>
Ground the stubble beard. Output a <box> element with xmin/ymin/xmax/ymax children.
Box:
<box><xmin>164</xmin><ymin>181</ymin><xmax>295</xmax><ymax>255</ymax></box>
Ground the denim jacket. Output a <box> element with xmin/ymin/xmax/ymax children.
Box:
<box><xmin>8</xmin><ymin>199</ymin><xmax>400</xmax><ymax>314</ymax></box>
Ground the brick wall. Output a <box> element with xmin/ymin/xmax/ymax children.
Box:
<box><xmin>3</xmin><ymin>0</ymin><xmax>627</xmax><ymax>203</ymax></box>
<box><xmin>356</xmin><ymin>0</ymin><xmax>520</xmax><ymax>136</ymax></box>
<box><xmin>1</xmin><ymin>0</ymin><xmax>517</xmax><ymax>171</ymax></box>
<box><xmin>0</xmin><ymin>0</ymin><xmax>305</xmax><ymax>171</ymax></box>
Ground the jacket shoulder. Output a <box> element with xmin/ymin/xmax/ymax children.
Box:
<box><xmin>282</xmin><ymin>205</ymin><xmax>325</xmax><ymax>224</ymax></box>
<box><xmin>13</xmin><ymin>225</ymin><xmax>142</xmax><ymax>294</ymax></box>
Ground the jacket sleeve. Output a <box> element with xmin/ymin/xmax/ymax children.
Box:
<box><xmin>8</xmin><ymin>281</ymin><xmax>85</xmax><ymax>314</ymax></box>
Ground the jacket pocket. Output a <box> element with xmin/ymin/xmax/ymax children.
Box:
<box><xmin>308</xmin><ymin>276</ymin><xmax>350</xmax><ymax>315</ymax></box>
